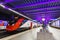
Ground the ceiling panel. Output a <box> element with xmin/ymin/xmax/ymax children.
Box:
<box><xmin>1</xmin><ymin>0</ymin><xmax>60</xmax><ymax>23</ymax></box>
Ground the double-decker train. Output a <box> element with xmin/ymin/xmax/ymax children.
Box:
<box><xmin>0</xmin><ymin>5</ymin><xmax>40</xmax><ymax>32</ymax></box>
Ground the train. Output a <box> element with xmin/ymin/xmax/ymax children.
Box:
<box><xmin>0</xmin><ymin>19</ymin><xmax>40</xmax><ymax>32</ymax></box>
<box><xmin>0</xmin><ymin>5</ymin><xmax>40</xmax><ymax>32</ymax></box>
<box><xmin>50</xmin><ymin>19</ymin><xmax>60</xmax><ymax>28</ymax></box>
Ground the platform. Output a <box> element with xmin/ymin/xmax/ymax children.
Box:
<box><xmin>0</xmin><ymin>26</ymin><xmax>60</xmax><ymax>40</ymax></box>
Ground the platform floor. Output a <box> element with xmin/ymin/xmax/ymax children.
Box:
<box><xmin>48</xmin><ymin>25</ymin><xmax>60</xmax><ymax>40</ymax></box>
<box><xmin>2</xmin><ymin>26</ymin><xmax>60</xmax><ymax>40</ymax></box>
<box><xmin>9</xmin><ymin>28</ymin><xmax>39</xmax><ymax>40</ymax></box>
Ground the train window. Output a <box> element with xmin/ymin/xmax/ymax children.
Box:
<box><xmin>0</xmin><ymin>20</ymin><xmax>2</xmax><ymax>24</ymax></box>
<box><xmin>22</xmin><ymin>19</ymin><xmax>27</xmax><ymax>24</ymax></box>
<box><xmin>4</xmin><ymin>21</ymin><xmax>8</xmax><ymax>26</ymax></box>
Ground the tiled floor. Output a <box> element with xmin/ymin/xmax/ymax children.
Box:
<box><xmin>10</xmin><ymin>28</ymin><xmax>40</xmax><ymax>40</ymax></box>
<box><xmin>48</xmin><ymin>25</ymin><xmax>60</xmax><ymax>40</ymax></box>
<box><xmin>9</xmin><ymin>26</ymin><xmax>60</xmax><ymax>40</ymax></box>
<box><xmin>37</xmin><ymin>30</ymin><xmax>56</xmax><ymax>40</ymax></box>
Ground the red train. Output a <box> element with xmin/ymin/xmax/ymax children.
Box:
<box><xmin>0</xmin><ymin>5</ymin><xmax>40</xmax><ymax>32</ymax></box>
<box><xmin>6</xmin><ymin>17</ymin><xmax>25</xmax><ymax>31</ymax></box>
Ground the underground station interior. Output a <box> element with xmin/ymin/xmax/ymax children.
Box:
<box><xmin>0</xmin><ymin>0</ymin><xmax>60</xmax><ymax>40</ymax></box>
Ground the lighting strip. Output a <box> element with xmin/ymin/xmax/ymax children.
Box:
<box><xmin>0</xmin><ymin>4</ymin><xmax>5</xmax><ymax>8</ymax></box>
<box><xmin>0</xmin><ymin>4</ymin><xmax>33</xmax><ymax>20</ymax></box>
<box><xmin>14</xmin><ymin>0</ymin><xmax>59</xmax><ymax>9</ymax></box>
<box><xmin>22</xmin><ymin>6</ymin><xmax>60</xmax><ymax>12</ymax></box>
<box><xmin>8</xmin><ymin>8</ymin><xmax>32</xmax><ymax>20</ymax></box>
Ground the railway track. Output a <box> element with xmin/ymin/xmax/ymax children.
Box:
<box><xmin>0</xmin><ymin>28</ymin><xmax>30</xmax><ymax>39</ymax></box>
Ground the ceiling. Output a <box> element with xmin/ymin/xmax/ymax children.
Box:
<box><xmin>0</xmin><ymin>0</ymin><xmax>60</xmax><ymax>23</ymax></box>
